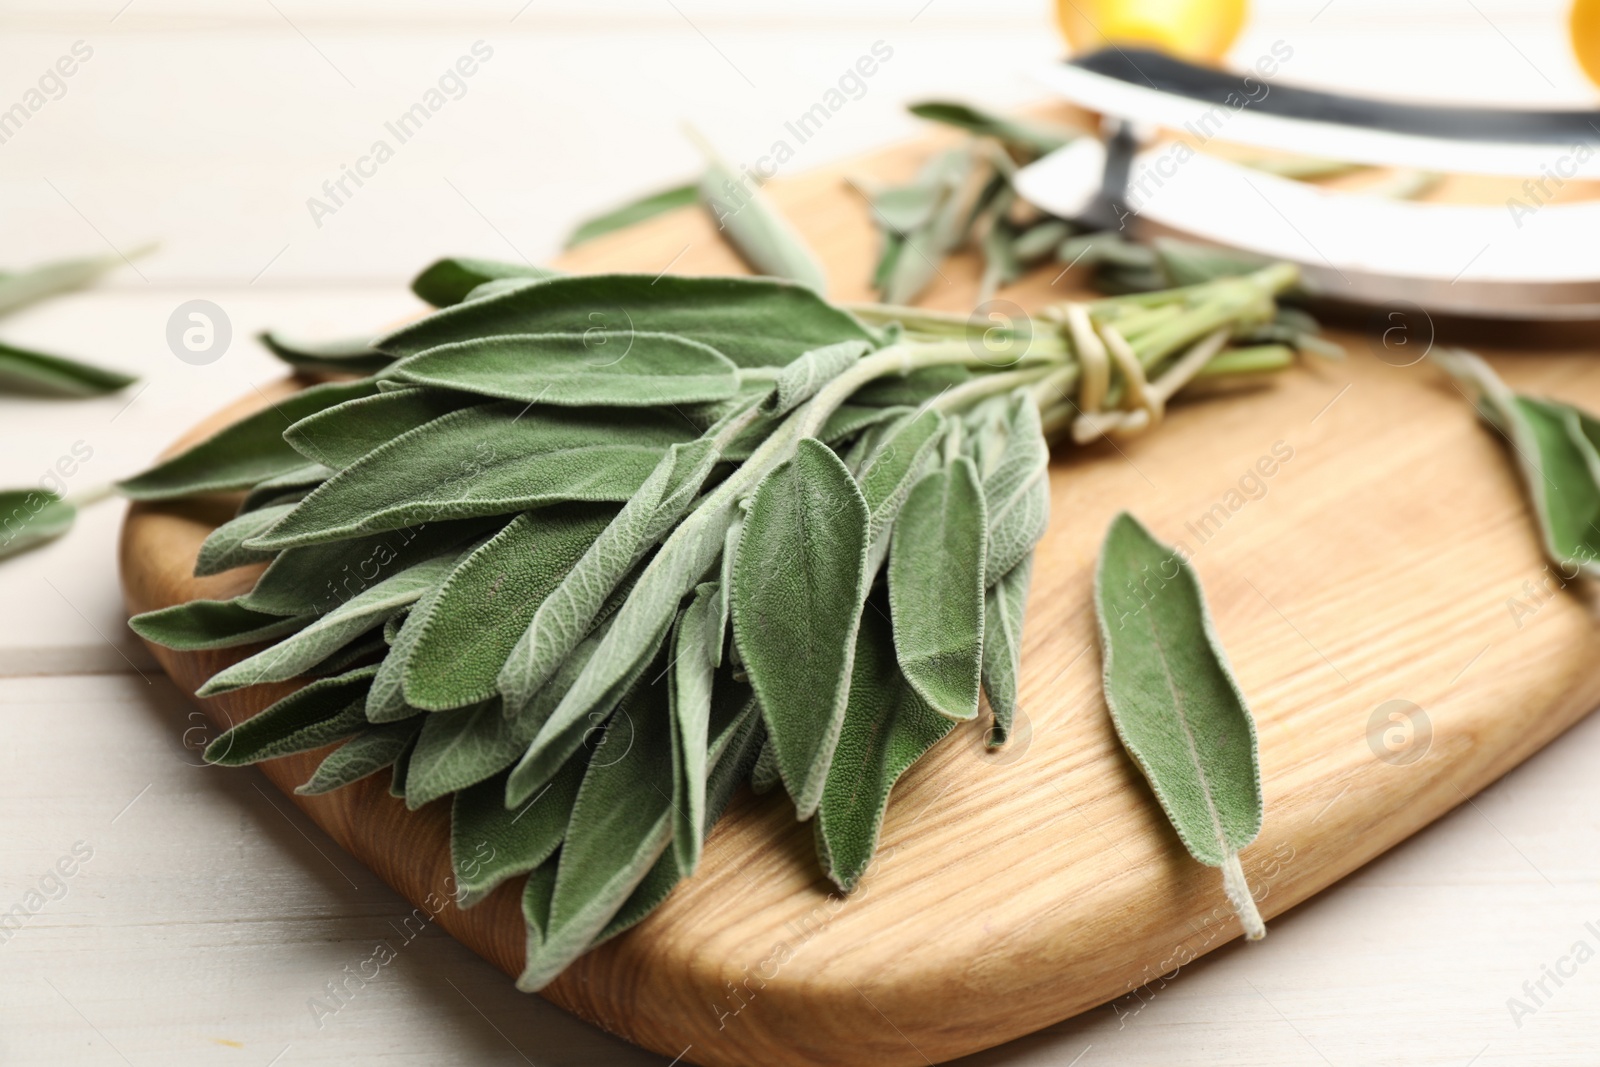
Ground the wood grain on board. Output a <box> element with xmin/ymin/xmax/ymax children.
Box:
<box><xmin>119</xmin><ymin>113</ymin><xmax>1600</xmax><ymax>1066</ymax></box>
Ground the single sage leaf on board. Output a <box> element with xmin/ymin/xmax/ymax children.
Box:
<box><xmin>295</xmin><ymin>718</ymin><xmax>424</xmax><ymax>795</ymax></box>
<box><xmin>204</xmin><ymin>666</ymin><xmax>377</xmax><ymax>766</ymax></box>
<box><xmin>411</xmin><ymin>257</ymin><xmax>562</xmax><ymax>308</ymax></box>
<box><xmin>517</xmin><ymin>657</ymin><xmax>676</xmax><ymax>992</ymax></box>
<box><xmin>697</xmin><ymin>146</ymin><xmax>829</xmax><ymax>293</ymax></box>
<box><xmin>0</xmin><ymin>339</ymin><xmax>136</xmax><ymax>397</ymax></box>
<box><xmin>118</xmin><ymin>379</ymin><xmax>381</xmax><ymax>500</ymax></box>
<box><xmin>246</xmin><ymin>403</ymin><xmax>696</xmax><ymax>550</ymax></box>
<box><xmin>194</xmin><ymin>504</ymin><xmax>291</xmax><ymax>577</ymax></box>
<box><xmin>403</xmin><ymin>505</ymin><xmax>617</xmax><ymax>711</ymax></box>
<box><xmin>907</xmin><ymin>100</ymin><xmax>1076</xmax><ymax>155</ymax></box>
<box><xmin>450</xmin><ymin>757</ymin><xmax>585</xmax><ymax>908</ymax></box>
<box><xmin>733</xmin><ymin>438</ymin><xmax>870</xmax><ymax>820</ymax></box>
<box><xmin>1443</xmin><ymin>351</ymin><xmax>1600</xmax><ymax>580</ymax></box>
<box><xmin>129</xmin><ymin>599</ymin><xmax>309</xmax><ymax>651</ymax></box>
<box><xmin>285</xmin><ymin>388</ymin><xmax>483</xmax><ymax>470</ymax></box>
<box><xmin>0</xmin><ymin>490</ymin><xmax>76</xmax><ymax>561</ymax></box>
<box><xmin>258</xmin><ymin>331</ymin><xmax>392</xmax><ymax>375</ymax></box>
<box><xmin>390</xmin><ymin>332</ymin><xmax>741</xmax><ymax>407</ymax></box>
<box><xmin>888</xmin><ymin>458</ymin><xmax>986</xmax><ymax>721</ymax></box>
<box><xmin>378</xmin><ymin>274</ymin><xmax>874</xmax><ymax>369</ymax></box>
<box><xmin>1095</xmin><ymin>512</ymin><xmax>1265</xmax><ymax>940</ymax></box>
<box><xmin>815</xmin><ymin>599</ymin><xmax>954</xmax><ymax>892</ymax></box>
<box><xmin>981</xmin><ymin>553</ymin><xmax>1033</xmax><ymax>746</ymax></box>
<box><xmin>565</xmin><ymin>182</ymin><xmax>699</xmax><ymax>248</ymax></box>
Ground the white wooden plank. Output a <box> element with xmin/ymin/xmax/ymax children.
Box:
<box><xmin>2</xmin><ymin>671</ymin><xmax>1597</xmax><ymax>1064</ymax></box>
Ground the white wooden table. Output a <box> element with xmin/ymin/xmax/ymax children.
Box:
<box><xmin>3</xmin><ymin>2</ymin><xmax>1597</xmax><ymax>1063</ymax></box>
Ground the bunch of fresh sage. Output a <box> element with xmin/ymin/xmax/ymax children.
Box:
<box><xmin>123</xmin><ymin>254</ymin><xmax>1308</xmax><ymax>990</ymax></box>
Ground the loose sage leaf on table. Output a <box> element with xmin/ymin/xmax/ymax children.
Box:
<box><xmin>888</xmin><ymin>458</ymin><xmax>986</xmax><ymax>721</ymax></box>
<box><xmin>285</xmin><ymin>387</ymin><xmax>484</xmax><ymax>471</ymax></box>
<box><xmin>981</xmin><ymin>553</ymin><xmax>1032</xmax><ymax>745</ymax></box>
<box><xmin>0</xmin><ymin>247</ymin><xmax>153</xmax><ymax>317</ymax></box>
<box><xmin>204</xmin><ymin>666</ymin><xmax>376</xmax><ymax>766</ymax></box>
<box><xmin>1095</xmin><ymin>512</ymin><xmax>1265</xmax><ymax>940</ymax></box>
<box><xmin>258</xmin><ymin>331</ymin><xmax>393</xmax><ymax>375</ymax></box>
<box><xmin>565</xmin><ymin>182</ymin><xmax>699</xmax><ymax>248</ymax></box>
<box><xmin>815</xmin><ymin>599</ymin><xmax>954</xmax><ymax>892</ymax></box>
<box><xmin>733</xmin><ymin>438</ymin><xmax>870</xmax><ymax>819</ymax></box>
<box><xmin>0</xmin><ymin>490</ymin><xmax>76</xmax><ymax>561</ymax></box>
<box><xmin>246</xmin><ymin>403</ymin><xmax>697</xmax><ymax>550</ymax></box>
<box><xmin>907</xmin><ymin>100</ymin><xmax>1077</xmax><ymax>156</ymax></box>
<box><xmin>517</xmin><ymin>653</ymin><xmax>676</xmax><ymax>992</ymax></box>
<box><xmin>0</xmin><ymin>339</ymin><xmax>136</xmax><ymax>397</ymax></box>
<box><xmin>402</xmin><ymin>505</ymin><xmax>618</xmax><ymax>711</ymax></box>
<box><xmin>378</xmin><ymin>274</ymin><xmax>874</xmax><ymax>368</ymax></box>
<box><xmin>411</xmin><ymin>257</ymin><xmax>562</xmax><ymax>308</ymax></box>
<box><xmin>694</xmin><ymin>138</ymin><xmax>829</xmax><ymax>293</ymax></box>
<box><xmin>1439</xmin><ymin>351</ymin><xmax>1600</xmax><ymax>580</ymax></box>
<box><xmin>118</xmin><ymin>379</ymin><xmax>380</xmax><ymax>500</ymax></box>
<box><xmin>390</xmin><ymin>332</ymin><xmax>741</xmax><ymax>407</ymax></box>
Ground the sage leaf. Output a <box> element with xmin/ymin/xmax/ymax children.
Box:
<box><xmin>973</xmin><ymin>394</ymin><xmax>1049</xmax><ymax>585</ymax></box>
<box><xmin>403</xmin><ymin>505</ymin><xmax>617</xmax><ymax>711</ymax></box>
<box><xmin>258</xmin><ymin>331</ymin><xmax>392</xmax><ymax>374</ymax></box>
<box><xmin>1095</xmin><ymin>512</ymin><xmax>1265</xmax><ymax>940</ymax></box>
<box><xmin>451</xmin><ymin>758</ymin><xmax>585</xmax><ymax>908</ymax></box>
<box><xmin>1441</xmin><ymin>352</ymin><xmax>1600</xmax><ymax>579</ymax></box>
<box><xmin>0</xmin><ymin>339</ymin><xmax>136</xmax><ymax>397</ymax></box>
<box><xmin>198</xmin><ymin>555</ymin><xmax>460</xmax><ymax>695</ymax></box>
<box><xmin>405</xmin><ymin>700</ymin><xmax>526</xmax><ymax>809</ymax></box>
<box><xmin>204</xmin><ymin>666</ymin><xmax>376</xmax><ymax>766</ymax></box>
<box><xmin>750</xmin><ymin>736</ymin><xmax>781</xmax><ymax>794</ymax></box>
<box><xmin>390</xmin><ymin>332</ymin><xmax>741</xmax><ymax>407</ymax></box>
<box><xmin>732</xmin><ymin>438</ymin><xmax>870</xmax><ymax>819</ymax></box>
<box><xmin>565</xmin><ymin>182</ymin><xmax>699</xmax><ymax>248</ymax></box>
<box><xmin>888</xmin><ymin>458</ymin><xmax>986</xmax><ymax>721</ymax></box>
<box><xmin>129</xmin><ymin>599</ymin><xmax>309</xmax><ymax>651</ymax></box>
<box><xmin>285</xmin><ymin>388</ymin><xmax>482</xmax><ymax>470</ymax></box>
<box><xmin>307</xmin><ymin>630</ymin><xmax>387</xmax><ymax>677</ymax></box>
<box><xmin>520</xmin><ymin>859</ymin><xmax>559</xmax><ymax>968</ymax></box>
<box><xmin>0</xmin><ymin>490</ymin><xmax>76</xmax><ymax>560</ymax></box>
<box><xmin>981</xmin><ymin>553</ymin><xmax>1032</xmax><ymax>746</ymax></box>
<box><xmin>499</xmin><ymin>437</ymin><xmax>722</xmax><ymax>711</ymax></box>
<box><xmin>517</xmin><ymin>657</ymin><xmax>676</xmax><ymax>992</ymax></box>
<box><xmin>668</xmin><ymin>583</ymin><xmax>719</xmax><ymax>874</ymax></box>
<box><xmin>295</xmin><ymin>718</ymin><xmax>424</xmax><ymax>795</ymax></box>
<box><xmin>119</xmin><ymin>380</ymin><xmax>380</xmax><ymax>500</ymax></box>
<box><xmin>907</xmin><ymin>101</ymin><xmax>1076</xmax><ymax>155</ymax></box>
<box><xmin>411</xmin><ymin>257</ymin><xmax>561</xmax><ymax>308</ymax></box>
<box><xmin>695</xmin><ymin>138</ymin><xmax>828</xmax><ymax>293</ymax></box>
<box><xmin>764</xmin><ymin>341</ymin><xmax>868</xmax><ymax>417</ymax></box>
<box><xmin>815</xmin><ymin>601</ymin><xmax>954</xmax><ymax>892</ymax></box>
<box><xmin>366</xmin><ymin>576</ymin><xmax>448</xmax><ymax>723</ymax></box>
<box><xmin>0</xmin><ymin>248</ymin><xmax>150</xmax><ymax>317</ymax></box>
<box><xmin>857</xmin><ymin>408</ymin><xmax>946</xmax><ymax>569</ymax></box>
<box><xmin>379</xmin><ymin>274</ymin><xmax>874</xmax><ymax>369</ymax></box>
<box><xmin>236</xmin><ymin>463</ymin><xmax>332</xmax><ymax>514</ymax></box>
<box><xmin>246</xmin><ymin>404</ymin><xmax>697</xmax><ymax>550</ymax></box>
<box><xmin>194</xmin><ymin>504</ymin><xmax>291</xmax><ymax>576</ymax></box>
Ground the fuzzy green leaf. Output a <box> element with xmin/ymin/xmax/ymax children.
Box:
<box><xmin>907</xmin><ymin>101</ymin><xmax>1076</xmax><ymax>155</ymax></box>
<box><xmin>732</xmin><ymin>438</ymin><xmax>870</xmax><ymax>819</ymax></box>
<box><xmin>119</xmin><ymin>380</ymin><xmax>381</xmax><ymax>500</ymax></box>
<box><xmin>285</xmin><ymin>387</ymin><xmax>483</xmax><ymax>470</ymax></box>
<box><xmin>379</xmin><ymin>274</ymin><xmax>874</xmax><ymax>369</ymax></box>
<box><xmin>698</xmin><ymin>154</ymin><xmax>828</xmax><ymax>292</ymax></box>
<box><xmin>404</xmin><ymin>700</ymin><xmax>528</xmax><ymax>810</ymax></box>
<box><xmin>981</xmin><ymin>553</ymin><xmax>1032</xmax><ymax>746</ymax></box>
<box><xmin>565</xmin><ymin>183</ymin><xmax>699</xmax><ymax>248</ymax></box>
<box><xmin>246</xmin><ymin>404</ymin><xmax>697</xmax><ymax>550</ymax></box>
<box><xmin>390</xmin><ymin>332</ymin><xmax>741</xmax><ymax>407</ymax></box>
<box><xmin>668</xmin><ymin>583</ymin><xmax>719</xmax><ymax>874</ymax></box>
<box><xmin>973</xmin><ymin>394</ymin><xmax>1049</xmax><ymax>585</ymax></box>
<box><xmin>888</xmin><ymin>458</ymin><xmax>986</xmax><ymax>721</ymax></box>
<box><xmin>0</xmin><ymin>490</ymin><xmax>76</xmax><ymax>560</ymax></box>
<box><xmin>411</xmin><ymin>258</ymin><xmax>561</xmax><ymax>308</ymax></box>
<box><xmin>1095</xmin><ymin>512</ymin><xmax>1264</xmax><ymax>938</ymax></box>
<box><xmin>129</xmin><ymin>599</ymin><xmax>309</xmax><ymax>651</ymax></box>
<box><xmin>0</xmin><ymin>248</ymin><xmax>148</xmax><ymax>317</ymax></box>
<box><xmin>194</xmin><ymin>504</ymin><xmax>291</xmax><ymax>576</ymax></box>
<box><xmin>204</xmin><ymin>666</ymin><xmax>376</xmax><ymax>766</ymax></box>
<box><xmin>295</xmin><ymin>718</ymin><xmax>424</xmax><ymax>795</ymax></box>
<box><xmin>403</xmin><ymin>505</ymin><xmax>617</xmax><ymax>711</ymax></box>
<box><xmin>258</xmin><ymin>331</ymin><xmax>392</xmax><ymax>374</ymax></box>
<box><xmin>0</xmin><ymin>339</ymin><xmax>136</xmax><ymax>397</ymax></box>
<box><xmin>815</xmin><ymin>600</ymin><xmax>954</xmax><ymax>891</ymax></box>
<box><xmin>451</xmin><ymin>758</ymin><xmax>585</xmax><ymax>908</ymax></box>
<box><xmin>763</xmin><ymin>340</ymin><xmax>869</xmax><ymax>417</ymax></box>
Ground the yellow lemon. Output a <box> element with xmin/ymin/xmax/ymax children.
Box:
<box><xmin>1056</xmin><ymin>0</ymin><xmax>1248</xmax><ymax>65</ymax></box>
<box><xmin>1573</xmin><ymin>0</ymin><xmax>1600</xmax><ymax>89</ymax></box>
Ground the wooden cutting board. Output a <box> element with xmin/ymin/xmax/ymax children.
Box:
<box><xmin>119</xmin><ymin>112</ymin><xmax>1600</xmax><ymax>1067</ymax></box>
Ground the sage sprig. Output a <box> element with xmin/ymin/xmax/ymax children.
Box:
<box><xmin>127</xmin><ymin>256</ymin><xmax>1312</xmax><ymax>989</ymax></box>
<box><xmin>1095</xmin><ymin>512</ymin><xmax>1265</xmax><ymax>940</ymax></box>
